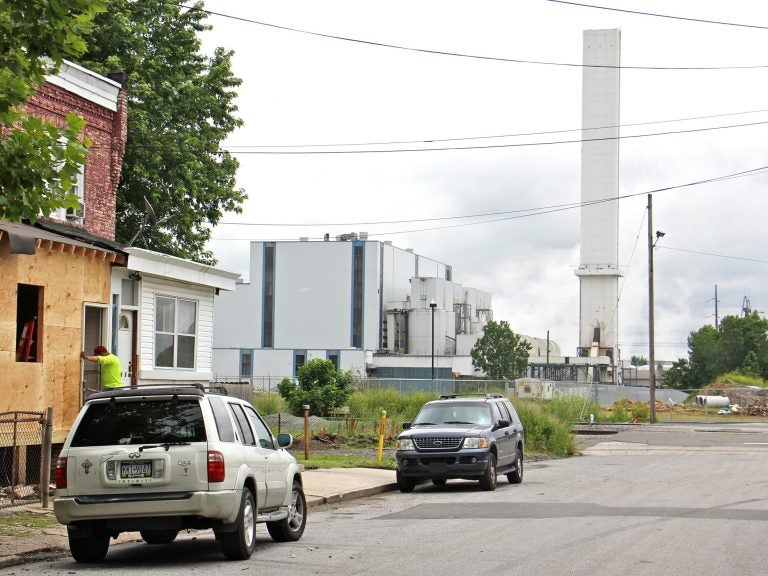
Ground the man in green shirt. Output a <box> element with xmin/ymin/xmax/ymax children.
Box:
<box><xmin>81</xmin><ymin>345</ymin><xmax>123</xmax><ymax>389</ymax></box>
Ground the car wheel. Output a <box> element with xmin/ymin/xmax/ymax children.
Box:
<box><xmin>267</xmin><ymin>480</ymin><xmax>307</xmax><ymax>542</ymax></box>
<box><xmin>479</xmin><ymin>452</ymin><xmax>497</xmax><ymax>491</ymax></box>
<box><xmin>507</xmin><ymin>449</ymin><xmax>524</xmax><ymax>484</ymax></box>
<box><xmin>140</xmin><ymin>529</ymin><xmax>179</xmax><ymax>544</ymax></box>
<box><xmin>431</xmin><ymin>478</ymin><xmax>447</xmax><ymax>486</ymax></box>
<box><xmin>219</xmin><ymin>488</ymin><xmax>257</xmax><ymax>560</ymax></box>
<box><xmin>68</xmin><ymin>522</ymin><xmax>110</xmax><ymax>562</ymax></box>
<box><xmin>397</xmin><ymin>470</ymin><xmax>415</xmax><ymax>493</ymax></box>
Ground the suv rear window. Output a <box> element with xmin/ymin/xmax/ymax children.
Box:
<box><xmin>70</xmin><ymin>399</ymin><xmax>206</xmax><ymax>446</ymax></box>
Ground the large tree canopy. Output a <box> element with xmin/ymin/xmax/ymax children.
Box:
<box><xmin>470</xmin><ymin>320</ymin><xmax>532</xmax><ymax>380</ymax></box>
<box><xmin>682</xmin><ymin>312</ymin><xmax>768</xmax><ymax>387</ymax></box>
<box><xmin>0</xmin><ymin>0</ymin><xmax>104</xmax><ymax>222</ymax></box>
<box><xmin>78</xmin><ymin>0</ymin><xmax>245</xmax><ymax>263</ymax></box>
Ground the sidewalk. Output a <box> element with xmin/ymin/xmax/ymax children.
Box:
<box><xmin>0</xmin><ymin>467</ymin><xmax>397</xmax><ymax>568</ymax></box>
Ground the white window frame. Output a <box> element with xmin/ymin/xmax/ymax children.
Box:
<box><xmin>154</xmin><ymin>295</ymin><xmax>198</xmax><ymax>370</ymax></box>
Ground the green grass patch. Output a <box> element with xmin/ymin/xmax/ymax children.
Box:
<box><xmin>0</xmin><ymin>512</ymin><xmax>59</xmax><ymax>535</ymax></box>
<box><xmin>295</xmin><ymin>453</ymin><xmax>397</xmax><ymax>470</ymax></box>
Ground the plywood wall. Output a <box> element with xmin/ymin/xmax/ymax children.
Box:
<box><xmin>0</xmin><ymin>241</ymin><xmax>112</xmax><ymax>443</ymax></box>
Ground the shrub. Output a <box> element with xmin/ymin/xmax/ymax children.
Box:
<box><xmin>277</xmin><ymin>359</ymin><xmax>355</xmax><ymax>416</ymax></box>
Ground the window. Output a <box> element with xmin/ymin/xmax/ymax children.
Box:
<box><xmin>240</xmin><ymin>349</ymin><xmax>253</xmax><ymax>378</ymax></box>
<box><xmin>155</xmin><ymin>295</ymin><xmax>197</xmax><ymax>369</ymax></box>
<box><xmin>351</xmin><ymin>243</ymin><xmax>364</xmax><ymax>348</ymax></box>
<box><xmin>16</xmin><ymin>284</ymin><xmax>42</xmax><ymax>363</ymax></box>
<box><xmin>245</xmin><ymin>406</ymin><xmax>275</xmax><ymax>450</ymax></box>
<box><xmin>262</xmin><ymin>244</ymin><xmax>275</xmax><ymax>348</ymax></box>
<box><xmin>328</xmin><ymin>350</ymin><xmax>339</xmax><ymax>370</ymax></box>
<box><xmin>229</xmin><ymin>403</ymin><xmax>256</xmax><ymax>446</ymax></box>
<box><xmin>50</xmin><ymin>140</ymin><xmax>85</xmax><ymax>222</ymax></box>
<box><xmin>70</xmin><ymin>399</ymin><xmax>206</xmax><ymax>446</ymax></box>
<box><xmin>294</xmin><ymin>350</ymin><xmax>306</xmax><ymax>377</ymax></box>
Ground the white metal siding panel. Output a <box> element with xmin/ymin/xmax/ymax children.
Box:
<box><xmin>138</xmin><ymin>276</ymin><xmax>215</xmax><ymax>382</ymax></box>
<box><xmin>274</xmin><ymin>242</ymin><xmax>352</xmax><ymax>348</ymax></box>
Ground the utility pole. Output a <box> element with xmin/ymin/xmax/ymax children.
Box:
<box><xmin>648</xmin><ymin>194</ymin><xmax>657</xmax><ymax>424</ymax></box>
<box><xmin>714</xmin><ymin>284</ymin><xmax>719</xmax><ymax>330</ymax></box>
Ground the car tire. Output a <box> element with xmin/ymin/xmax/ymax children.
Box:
<box><xmin>267</xmin><ymin>480</ymin><xmax>307</xmax><ymax>542</ymax></box>
<box><xmin>68</xmin><ymin>522</ymin><xmax>110</xmax><ymax>562</ymax></box>
<box><xmin>140</xmin><ymin>529</ymin><xmax>179</xmax><ymax>544</ymax></box>
<box><xmin>431</xmin><ymin>478</ymin><xmax>447</xmax><ymax>486</ymax></box>
<box><xmin>479</xmin><ymin>452</ymin><xmax>497</xmax><ymax>491</ymax></box>
<box><xmin>507</xmin><ymin>449</ymin><xmax>524</xmax><ymax>484</ymax></box>
<box><xmin>397</xmin><ymin>470</ymin><xmax>415</xmax><ymax>493</ymax></box>
<box><xmin>219</xmin><ymin>488</ymin><xmax>257</xmax><ymax>560</ymax></box>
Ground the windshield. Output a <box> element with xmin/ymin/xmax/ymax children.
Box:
<box><xmin>412</xmin><ymin>404</ymin><xmax>491</xmax><ymax>426</ymax></box>
<box><xmin>71</xmin><ymin>399</ymin><xmax>206</xmax><ymax>446</ymax></box>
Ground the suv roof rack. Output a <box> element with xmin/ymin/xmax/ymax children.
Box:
<box><xmin>437</xmin><ymin>393</ymin><xmax>504</xmax><ymax>400</ymax></box>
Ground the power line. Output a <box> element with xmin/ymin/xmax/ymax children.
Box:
<box><xmin>547</xmin><ymin>0</ymin><xmax>768</xmax><ymax>31</ymax></box>
<box><xmin>658</xmin><ymin>246</ymin><xmax>768</xmax><ymax>264</ymax></box>
<box><xmin>222</xmin><ymin>108</ymin><xmax>768</xmax><ymax>150</ymax></box>
<box><xmin>213</xmin><ymin>164</ymin><xmax>768</xmax><ymax>236</ymax></box>
<box><xmin>222</xmin><ymin>119</ymin><xmax>768</xmax><ymax>155</ymax></box>
<box><xmin>185</xmin><ymin>2</ymin><xmax>768</xmax><ymax>71</ymax></box>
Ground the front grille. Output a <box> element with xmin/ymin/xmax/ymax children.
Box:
<box><xmin>414</xmin><ymin>436</ymin><xmax>462</xmax><ymax>450</ymax></box>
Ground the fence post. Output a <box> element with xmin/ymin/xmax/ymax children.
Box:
<box><xmin>40</xmin><ymin>407</ymin><xmax>53</xmax><ymax>509</ymax></box>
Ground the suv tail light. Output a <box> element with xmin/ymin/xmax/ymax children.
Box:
<box><xmin>207</xmin><ymin>450</ymin><xmax>225</xmax><ymax>482</ymax></box>
<box><xmin>55</xmin><ymin>457</ymin><xmax>67</xmax><ymax>489</ymax></box>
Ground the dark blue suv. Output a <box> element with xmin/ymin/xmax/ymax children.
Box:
<box><xmin>395</xmin><ymin>394</ymin><xmax>524</xmax><ymax>492</ymax></box>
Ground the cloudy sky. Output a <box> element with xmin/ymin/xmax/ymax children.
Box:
<box><xmin>199</xmin><ymin>0</ymin><xmax>768</xmax><ymax>362</ymax></box>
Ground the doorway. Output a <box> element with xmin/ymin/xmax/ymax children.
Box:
<box><xmin>82</xmin><ymin>305</ymin><xmax>107</xmax><ymax>401</ymax></box>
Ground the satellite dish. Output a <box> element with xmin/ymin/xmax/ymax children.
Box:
<box><xmin>126</xmin><ymin>196</ymin><xmax>158</xmax><ymax>247</ymax></box>
<box><xmin>143</xmin><ymin>196</ymin><xmax>157</xmax><ymax>226</ymax></box>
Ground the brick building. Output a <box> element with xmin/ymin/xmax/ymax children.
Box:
<box><xmin>22</xmin><ymin>60</ymin><xmax>128</xmax><ymax>240</ymax></box>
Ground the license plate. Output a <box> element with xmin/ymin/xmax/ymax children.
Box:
<box><xmin>120</xmin><ymin>461</ymin><xmax>153</xmax><ymax>479</ymax></box>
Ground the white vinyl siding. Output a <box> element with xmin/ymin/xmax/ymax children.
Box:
<box><xmin>139</xmin><ymin>277</ymin><xmax>215</xmax><ymax>383</ymax></box>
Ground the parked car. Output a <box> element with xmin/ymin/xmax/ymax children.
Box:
<box><xmin>54</xmin><ymin>385</ymin><xmax>306</xmax><ymax>562</ymax></box>
<box><xmin>395</xmin><ymin>394</ymin><xmax>524</xmax><ymax>492</ymax></box>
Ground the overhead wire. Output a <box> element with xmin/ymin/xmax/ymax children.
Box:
<box><xmin>184</xmin><ymin>1</ymin><xmax>768</xmax><ymax>70</ymax></box>
<box><xmin>222</xmin><ymin>108</ymin><xmax>768</xmax><ymax>150</ymax></box>
<box><xmin>222</xmin><ymin>119</ymin><xmax>768</xmax><ymax>155</ymax></box>
<box><xmin>546</xmin><ymin>0</ymin><xmax>768</xmax><ymax>31</ymax></box>
<box><xmin>213</xmin><ymin>163</ymin><xmax>768</xmax><ymax>236</ymax></box>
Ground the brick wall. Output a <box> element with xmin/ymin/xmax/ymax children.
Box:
<box><xmin>22</xmin><ymin>77</ymin><xmax>128</xmax><ymax>241</ymax></box>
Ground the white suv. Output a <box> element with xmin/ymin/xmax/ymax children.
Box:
<box><xmin>54</xmin><ymin>385</ymin><xmax>306</xmax><ymax>562</ymax></box>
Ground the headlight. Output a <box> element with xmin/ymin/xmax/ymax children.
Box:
<box><xmin>396</xmin><ymin>438</ymin><xmax>415</xmax><ymax>451</ymax></box>
<box><xmin>462</xmin><ymin>437</ymin><xmax>489</xmax><ymax>449</ymax></box>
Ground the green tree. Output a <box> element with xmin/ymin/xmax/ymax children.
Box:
<box><xmin>687</xmin><ymin>324</ymin><xmax>722</xmax><ymax>387</ymax></box>
<box><xmin>277</xmin><ymin>359</ymin><xmax>355</xmax><ymax>416</ymax></box>
<box><xmin>0</xmin><ymin>0</ymin><xmax>105</xmax><ymax>222</ymax></box>
<box><xmin>470</xmin><ymin>320</ymin><xmax>532</xmax><ymax>380</ymax></box>
<box><xmin>662</xmin><ymin>358</ymin><xmax>693</xmax><ymax>390</ymax></box>
<box><xmin>685</xmin><ymin>313</ymin><xmax>768</xmax><ymax>387</ymax></box>
<box><xmin>718</xmin><ymin>313</ymin><xmax>768</xmax><ymax>378</ymax></box>
<box><xmin>740</xmin><ymin>351</ymin><xmax>761</xmax><ymax>378</ymax></box>
<box><xmin>77</xmin><ymin>0</ymin><xmax>245</xmax><ymax>263</ymax></box>
<box><xmin>630</xmin><ymin>355</ymin><xmax>648</xmax><ymax>367</ymax></box>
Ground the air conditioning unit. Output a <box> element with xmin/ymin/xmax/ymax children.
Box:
<box><xmin>66</xmin><ymin>206</ymin><xmax>84</xmax><ymax>219</ymax></box>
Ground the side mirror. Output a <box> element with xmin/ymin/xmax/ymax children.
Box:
<box><xmin>402</xmin><ymin>421</ymin><xmax>412</xmax><ymax>430</ymax></box>
<box><xmin>276</xmin><ymin>433</ymin><xmax>293</xmax><ymax>448</ymax></box>
<box><xmin>495</xmin><ymin>419</ymin><xmax>510</xmax><ymax>430</ymax></box>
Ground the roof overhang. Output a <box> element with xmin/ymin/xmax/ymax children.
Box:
<box><xmin>124</xmin><ymin>247</ymin><xmax>240</xmax><ymax>292</ymax></box>
<box><xmin>0</xmin><ymin>221</ymin><xmax>126</xmax><ymax>264</ymax></box>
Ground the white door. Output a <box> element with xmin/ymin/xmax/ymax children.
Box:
<box><xmin>117</xmin><ymin>311</ymin><xmax>135</xmax><ymax>386</ymax></box>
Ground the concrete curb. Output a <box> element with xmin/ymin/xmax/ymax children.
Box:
<box><xmin>306</xmin><ymin>482</ymin><xmax>398</xmax><ymax>507</ymax></box>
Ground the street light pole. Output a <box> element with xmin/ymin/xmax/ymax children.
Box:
<box><xmin>647</xmin><ymin>194</ymin><xmax>665</xmax><ymax>424</ymax></box>
<box><xmin>430</xmin><ymin>299</ymin><xmax>437</xmax><ymax>381</ymax></box>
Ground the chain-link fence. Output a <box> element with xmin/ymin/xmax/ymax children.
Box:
<box><xmin>0</xmin><ymin>410</ymin><xmax>53</xmax><ymax>509</ymax></box>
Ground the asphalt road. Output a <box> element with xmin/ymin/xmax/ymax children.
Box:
<box><xmin>9</xmin><ymin>423</ymin><xmax>768</xmax><ymax>576</ymax></box>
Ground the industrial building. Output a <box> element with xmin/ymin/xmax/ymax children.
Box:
<box><xmin>212</xmin><ymin>236</ymin><xmax>494</xmax><ymax>388</ymax></box>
